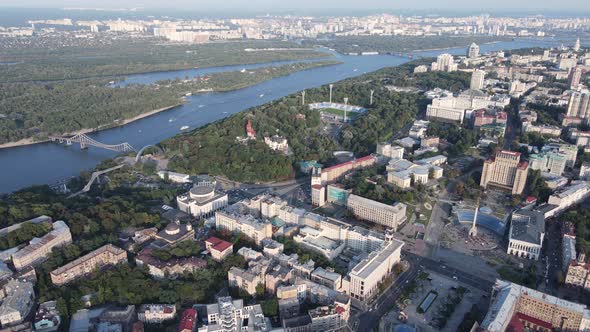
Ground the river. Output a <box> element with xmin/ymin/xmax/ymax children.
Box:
<box><xmin>0</xmin><ymin>38</ymin><xmax>573</xmax><ymax>194</ymax></box>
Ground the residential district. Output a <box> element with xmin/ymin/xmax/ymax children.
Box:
<box><xmin>2</xmin><ymin>13</ymin><xmax>589</xmax><ymax>44</ymax></box>
<box><xmin>5</xmin><ymin>29</ymin><xmax>590</xmax><ymax>332</ymax></box>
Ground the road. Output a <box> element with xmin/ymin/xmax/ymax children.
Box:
<box><xmin>351</xmin><ymin>251</ymin><xmax>494</xmax><ymax>332</ymax></box>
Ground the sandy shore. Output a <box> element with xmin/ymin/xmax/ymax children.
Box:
<box><xmin>0</xmin><ymin>104</ymin><xmax>182</xmax><ymax>150</ymax></box>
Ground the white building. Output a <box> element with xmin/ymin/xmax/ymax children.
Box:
<box><xmin>158</xmin><ymin>170</ymin><xmax>191</xmax><ymax>183</ymax></box>
<box><xmin>215</xmin><ymin>210</ymin><xmax>272</xmax><ymax>246</ymax></box>
<box><xmin>470</xmin><ymin>70</ymin><xmax>486</xmax><ymax>90</ymax></box>
<box><xmin>177</xmin><ymin>185</ymin><xmax>228</xmax><ymax>219</ymax></box>
<box><xmin>348</xmin><ymin>240</ymin><xmax>404</xmax><ymax>302</ymax></box>
<box><xmin>199</xmin><ymin>297</ymin><xmax>269</xmax><ymax>332</ymax></box>
<box><xmin>138</xmin><ymin>304</ymin><xmax>176</xmax><ymax>323</ymax></box>
<box><xmin>386</xmin><ymin>156</ymin><xmax>445</xmax><ymax>189</ymax></box>
<box><xmin>264</xmin><ymin>135</ymin><xmax>289</xmax><ymax>153</ymax></box>
<box><xmin>467</xmin><ymin>43</ymin><xmax>480</xmax><ymax>58</ymax></box>
<box><xmin>546</xmin><ymin>181</ymin><xmax>590</xmax><ymax>218</ymax></box>
<box><xmin>431</xmin><ymin>53</ymin><xmax>458</xmax><ymax>72</ymax></box>
<box><xmin>376</xmin><ymin>143</ymin><xmax>404</xmax><ymax>159</ymax></box>
<box><xmin>346</xmin><ymin>195</ymin><xmax>407</xmax><ymax>231</ymax></box>
<box><xmin>528</xmin><ymin>151</ymin><xmax>567</xmax><ymax>176</ymax></box>
<box><xmin>507</xmin><ymin>209</ymin><xmax>545</xmax><ymax>260</ymax></box>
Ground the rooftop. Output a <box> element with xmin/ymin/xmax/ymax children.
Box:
<box><xmin>510</xmin><ymin>209</ymin><xmax>545</xmax><ymax>245</ymax></box>
<box><xmin>350</xmin><ymin>239</ymin><xmax>404</xmax><ymax>280</ymax></box>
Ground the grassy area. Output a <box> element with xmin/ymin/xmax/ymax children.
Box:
<box><xmin>497</xmin><ymin>265</ymin><xmax>537</xmax><ymax>288</ymax></box>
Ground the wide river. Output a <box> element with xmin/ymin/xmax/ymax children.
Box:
<box><xmin>0</xmin><ymin>38</ymin><xmax>572</xmax><ymax>194</ymax></box>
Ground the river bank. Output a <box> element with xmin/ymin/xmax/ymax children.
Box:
<box><xmin>0</xmin><ymin>104</ymin><xmax>182</xmax><ymax>149</ymax></box>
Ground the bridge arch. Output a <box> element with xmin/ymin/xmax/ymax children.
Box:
<box><xmin>135</xmin><ymin>145</ymin><xmax>164</xmax><ymax>163</ymax></box>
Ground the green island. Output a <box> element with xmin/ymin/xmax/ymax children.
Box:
<box><xmin>303</xmin><ymin>35</ymin><xmax>513</xmax><ymax>54</ymax></box>
<box><xmin>0</xmin><ymin>39</ymin><xmax>332</xmax><ymax>82</ymax></box>
<box><xmin>0</xmin><ymin>60</ymin><xmax>340</xmax><ymax>146</ymax></box>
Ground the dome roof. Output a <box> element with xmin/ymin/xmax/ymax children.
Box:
<box><xmin>165</xmin><ymin>222</ymin><xmax>180</xmax><ymax>235</ymax></box>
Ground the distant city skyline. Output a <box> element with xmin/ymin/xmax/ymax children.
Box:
<box><xmin>2</xmin><ymin>0</ymin><xmax>590</xmax><ymax>13</ymax></box>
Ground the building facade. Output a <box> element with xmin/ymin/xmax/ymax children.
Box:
<box><xmin>346</xmin><ymin>194</ymin><xmax>407</xmax><ymax>231</ymax></box>
<box><xmin>480</xmin><ymin>150</ymin><xmax>529</xmax><ymax>195</ymax></box>
<box><xmin>50</xmin><ymin>244</ymin><xmax>127</xmax><ymax>286</ymax></box>
<box><xmin>12</xmin><ymin>220</ymin><xmax>72</xmax><ymax>271</ymax></box>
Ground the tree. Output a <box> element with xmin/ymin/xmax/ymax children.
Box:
<box><xmin>456</xmin><ymin>182</ymin><xmax>466</xmax><ymax>197</ymax></box>
<box><xmin>255</xmin><ymin>283</ymin><xmax>265</xmax><ymax>298</ymax></box>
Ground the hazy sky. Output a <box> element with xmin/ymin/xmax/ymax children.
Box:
<box><xmin>3</xmin><ymin>0</ymin><xmax>590</xmax><ymax>11</ymax></box>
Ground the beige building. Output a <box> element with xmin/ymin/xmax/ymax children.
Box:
<box><xmin>565</xmin><ymin>254</ymin><xmax>590</xmax><ymax>290</ymax></box>
<box><xmin>177</xmin><ymin>185</ymin><xmax>228</xmax><ymax>219</ymax></box>
<box><xmin>346</xmin><ymin>194</ymin><xmax>407</xmax><ymax>231</ymax></box>
<box><xmin>50</xmin><ymin>244</ymin><xmax>127</xmax><ymax>286</ymax></box>
<box><xmin>480</xmin><ymin>150</ymin><xmax>529</xmax><ymax>195</ymax></box>
<box><xmin>12</xmin><ymin>220</ymin><xmax>72</xmax><ymax>271</ymax></box>
<box><xmin>470</xmin><ymin>69</ymin><xmax>486</xmax><ymax>90</ymax></box>
<box><xmin>348</xmin><ymin>239</ymin><xmax>404</xmax><ymax>302</ymax></box>
<box><xmin>215</xmin><ymin>210</ymin><xmax>272</xmax><ymax>246</ymax></box>
<box><xmin>205</xmin><ymin>237</ymin><xmax>234</xmax><ymax>262</ymax></box>
<box><xmin>228</xmin><ymin>266</ymin><xmax>263</xmax><ymax>296</ymax></box>
<box><xmin>481</xmin><ymin>279</ymin><xmax>590</xmax><ymax>332</ymax></box>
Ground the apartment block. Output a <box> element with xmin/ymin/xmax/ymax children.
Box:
<box><xmin>50</xmin><ymin>244</ymin><xmax>127</xmax><ymax>286</ymax></box>
<box><xmin>348</xmin><ymin>239</ymin><xmax>404</xmax><ymax>302</ymax></box>
<box><xmin>12</xmin><ymin>220</ymin><xmax>72</xmax><ymax>271</ymax></box>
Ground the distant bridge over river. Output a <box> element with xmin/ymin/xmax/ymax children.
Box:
<box><xmin>49</xmin><ymin>133</ymin><xmax>135</xmax><ymax>153</ymax></box>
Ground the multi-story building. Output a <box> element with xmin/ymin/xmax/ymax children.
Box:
<box><xmin>309</xmin><ymin>306</ymin><xmax>345</xmax><ymax>332</ymax></box>
<box><xmin>311</xmin><ymin>267</ymin><xmax>342</xmax><ymax>290</ymax></box>
<box><xmin>205</xmin><ymin>237</ymin><xmax>233</xmax><ymax>262</ymax></box>
<box><xmin>0</xmin><ymin>279</ymin><xmax>35</xmax><ymax>327</ymax></box>
<box><xmin>176</xmin><ymin>185</ymin><xmax>228</xmax><ymax>219</ymax></box>
<box><xmin>135</xmin><ymin>248</ymin><xmax>207</xmax><ymax>279</ymax></box>
<box><xmin>199</xmin><ymin>297</ymin><xmax>269</xmax><ymax>332</ymax></box>
<box><xmin>565</xmin><ymin>254</ymin><xmax>590</xmax><ymax>291</ymax></box>
<box><xmin>480</xmin><ymin>279</ymin><xmax>590</xmax><ymax>332</ymax></box>
<box><xmin>563</xmin><ymin>222</ymin><xmax>577</xmax><ymax>272</ymax></box>
<box><xmin>157</xmin><ymin>170</ymin><xmax>191</xmax><ymax>183</ymax></box>
<box><xmin>346</xmin><ymin>195</ymin><xmax>407</xmax><ymax>230</ymax></box>
<box><xmin>546</xmin><ymin>181</ymin><xmax>590</xmax><ymax>218</ymax></box>
<box><xmin>426</xmin><ymin>90</ymin><xmax>510</xmax><ymax>124</ymax></box>
<box><xmin>386</xmin><ymin>156</ymin><xmax>444</xmax><ymax>189</ymax></box>
<box><xmin>431</xmin><ymin>53</ymin><xmax>458</xmax><ymax>72</ymax></box>
<box><xmin>152</xmin><ymin>221</ymin><xmax>195</xmax><ymax>248</ymax></box>
<box><xmin>228</xmin><ymin>266</ymin><xmax>263</xmax><ymax>296</ymax></box>
<box><xmin>467</xmin><ymin>43</ymin><xmax>480</xmax><ymax>58</ymax></box>
<box><xmin>529</xmin><ymin>151</ymin><xmax>567</xmax><ymax>176</ymax></box>
<box><xmin>313</xmin><ymin>155</ymin><xmax>376</xmax><ymax>185</ymax></box>
<box><xmin>50</xmin><ymin>244</ymin><xmax>127</xmax><ymax>286</ymax></box>
<box><xmin>12</xmin><ymin>220</ymin><xmax>72</xmax><ymax>271</ymax></box>
<box><xmin>567</xmin><ymin>90</ymin><xmax>590</xmax><ymax>119</ymax></box>
<box><xmin>470</xmin><ymin>69</ymin><xmax>486</xmax><ymax>90</ymax></box>
<box><xmin>348</xmin><ymin>239</ymin><xmax>404</xmax><ymax>302</ymax></box>
<box><xmin>569</xmin><ymin>66</ymin><xmax>584</xmax><ymax>88</ymax></box>
<box><xmin>507</xmin><ymin>209</ymin><xmax>545</xmax><ymax>260</ymax></box>
<box><xmin>138</xmin><ymin>305</ymin><xmax>176</xmax><ymax>324</ymax></box>
<box><xmin>480</xmin><ymin>150</ymin><xmax>529</xmax><ymax>195</ymax></box>
<box><xmin>215</xmin><ymin>210</ymin><xmax>272</xmax><ymax>246</ymax></box>
<box><xmin>376</xmin><ymin>143</ymin><xmax>404</xmax><ymax>160</ymax></box>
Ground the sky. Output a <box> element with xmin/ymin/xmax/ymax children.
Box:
<box><xmin>2</xmin><ymin>0</ymin><xmax>590</xmax><ymax>12</ymax></box>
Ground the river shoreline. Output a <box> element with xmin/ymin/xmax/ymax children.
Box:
<box><xmin>0</xmin><ymin>104</ymin><xmax>183</xmax><ymax>150</ymax></box>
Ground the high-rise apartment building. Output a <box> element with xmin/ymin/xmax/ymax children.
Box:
<box><xmin>569</xmin><ymin>66</ymin><xmax>584</xmax><ymax>88</ymax></box>
<box><xmin>346</xmin><ymin>195</ymin><xmax>407</xmax><ymax>231</ymax></box>
<box><xmin>480</xmin><ymin>150</ymin><xmax>529</xmax><ymax>195</ymax></box>
<box><xmin>567</xmin><ymin>90</ymin><xmax>590</xmax><ymax>119</ymax></box>
<box><xmin>431</xmin><ymin>53</ymin><xmax>458</xmax><ymax>72</ymax></box>
<box><xmin>470</xmin><ymin>69</ymin><xmax>486</xmax><ymax>90</ymax></box>
<box><xmin>467</xmin><ymin>43</ymin><xmax>480</xmax><ymax>58</ymax></box>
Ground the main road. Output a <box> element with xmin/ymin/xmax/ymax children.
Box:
<box><xmin>0</xmin><ymin>39</ymin><xmax>566</xmax><ymax>194</ymax></box>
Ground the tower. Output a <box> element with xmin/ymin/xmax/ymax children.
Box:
<box><xmin>469</xmin><ymin>199</ymin><xmax>480</xmax><ymax>238</ymax></box>
<box><xmin>574</xmin><ymin>38</ymin><xmax>581</xmax><ymax>52</ymax></box>
<box><xmin>329</xmin><ymin>84</ymin><xmax>333</xmax><ymax>103</ymax></box>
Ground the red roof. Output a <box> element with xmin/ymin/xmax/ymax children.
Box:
<box><xmin>525</xmin><ymin>196</ymin><xmax>537</xmax><ymax>203</ymax></box>
<box><xmin>322</xmin><ymin>155</ymin><xmax>375</xmax><ymax>173</ymax></box>
<box><xmin>500</xmin><ymin>150</ymin><xmax>521</xmax><ymax>156</ymax></box>
<box><xmin>517</xmin><ymin>161</ymin><xmax>529</xmax><ymax>169</ymax></box>
<box><xmin>246</xmin><ymin>119</ymin><xmax>256</xmax><ymax>137</ymax></box>
<box><xmin>515</xmin><ymin>313</ymin><xmax>552</xmax><ymax>329</ymax></box>
<box><xmin>497</xmin><ymin>112</ymin><xmax>507</xmax><ymax>119</ymax></box>
<box><xmin>311</xmin><ymin>184</ymin><xmax>323</xmax><ymax>190</ymax></box>
<box><xmin>206</xmin><ymin>237</ymin><xmax>233</xmax><ymax>252</ymax></box>
<box><xmin>178</xmin><ymin>309</ymin><xmax>197</xmax><ymax>332</ymax></box>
